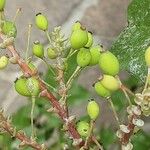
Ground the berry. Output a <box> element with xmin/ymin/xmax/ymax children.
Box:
<box><xmin>85</xmin><ymin>31</ymin><xmax>93</xmax><ymax>48</ymax></box>
<box><xmin>99</xmin><ymin>51</ymin><xmax>119</xmax><ymax>76</ymax></box>
<box><xmin>35</xmin><ymin>13</ymin><xmax>48</xmax><ymax>31</ymax></box>
<box><xmin>0</xmin><ymin>0</ymin><xmax>5</xmax><ymax>11</ymax></box>
<box><xmin>15</xmin><ymin>77</ymin><xmax>31</xmax><ymax>97</ymax></box>
<box><xmin>145</xmin><ymin>46</ymin><xmax>150</xmax><ymax>67</ymax></box>
<box><xmin>77</xmin><ymin>121</ymin><xmax>90</xmax><ymax>137</ymax></box>
<box><xmin>1</xmin><ymin>21</ymin><xmax>17</xmax><ymax>37</ymax></box>
<box><xmin>87</xmin><ymin>100</ymin><xmax>100</xmax><ymax>120</ymax></box>
<box><xmin>77</xmin><ymin>48</ymin><xmax>91</xmax><ymax>67</ymax></box>
<box><xmin>32</xmin><ymin>41</ymin><xmax>44</xmax><ymax>58</ymax></box>
<box><xmin>89</xmin><ymin>45</ymin><xmax>102</xmax><ymax>66</ymax></box>
<box><xmin>72</xmin><ymin>21</ymin><xmax>81</xmax><ymax>31</ymax></box>
<box><xmin>100</xmin><ymin>75</ymin><xmax>120</xmax><ymax>91</ymax></box>
<box><xmin>47</xmin><ymin>48</ymin><xmax>57</xmax><ymax>59</ymax></box>
<box><xmin>94</xmin><ymin>81</ymin><xmax>111</xmax><ymax>98</ymax></box>
<box><xmin>0</xmin><ymin>56</ymin><xmax>8</xmax><ymax>69</ymax></box>
<box><xmin>70</xmin><ymin>28</ymin><xmax>88</xmax><ymax>49</ymax></box>
<box><xmin>26</xmin><ymin>77</ymin><xmax>40</xmax><ymax>97</ymax></box>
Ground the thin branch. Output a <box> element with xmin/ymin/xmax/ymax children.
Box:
<box><xmin>108</xmin><ymin>98</ymin><xmax>120</xmax><ymax>126</ymax></box>
<box><xmin>25</xmin><ymin>24</ymin><xmax>32</xmax><ymax>62</ymax></box>
<box><xmin>120</xmin><ymin>115</ymin><xmax>136</xmax><ymax>145</ymax></box>
<box><xmin>66</xmin><ymin>66</ymin><xmax>82</xmax><ymax>90</ymax></box>
<box><xmin>31</xmin><ymin>96</ymin><xmax>36</xmax><ymax>139</ymax></box>
<box><xmin>91</xmin><ymin>136</ymin><xmax>104</xmax><ymax>150</ymax></box>
<box><xmin>0</xmin><ymin>110</ymin><xmax>46</xmax><ymax>150</ymax></box>
<box><xmin>142</xmin><ymin>68</ymin><xmax>150</xmax><ymax>93</ymax></box>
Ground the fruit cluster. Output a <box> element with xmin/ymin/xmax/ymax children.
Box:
<box><xmin>69</xmin><ymin>21</ymin><xmax>120</xmax><ymax>98</ymax></box>
<box><xmin>0</xmin><ymin>0</ymin><xmax>150</xmax><ymax>149</ymax></box>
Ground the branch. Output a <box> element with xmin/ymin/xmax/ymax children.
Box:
<box><xmin>120</xmin><ymin>115</ymin><xmax>135</xmax><ymax>145</ymax></box>
<box><xmin>117</xmin><ymin>105</ymin><xmax>142</xmax><ymax>146</ymax></box>
<box><xmin>0</xmin><ymin>32</ymin><xmax>83</xmax><ymax>147</ymax></box>
<box><xmin>0</xmin><ymin>110</ymin><xmax>45</xmax><ymax>150</ymax></box>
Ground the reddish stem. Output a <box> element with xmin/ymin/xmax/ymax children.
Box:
<box><xmin>0</xmin><ymin>33</ymin><xmax>82</xmax><ymax>145</ymax></box>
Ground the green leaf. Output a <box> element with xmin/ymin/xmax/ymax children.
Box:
<box><xmin>100</xmin><ymin>127</ymin><xmax>117</xmax><ymax>149</ymax></box>
<box><xmin>68</xmin><ymin>81</ymin><xmax>90</xmax><ymax>106</ymax></box>
<box><xmin>132</xmin><ymin>131</ymin><xmax>150</xmax><ymax>150</ymax></box>
<box><xmin>110</xmin><ymin>0</ymin><xmax>150</xmax><ymax>82</ymax></box>
<box><xmin>111</xmin><ymin>90</ymin><xmax>127</xmax><ymax>112</ymax></box>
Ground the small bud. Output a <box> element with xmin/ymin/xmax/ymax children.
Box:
<box><xmin>116</xmin><ymin>130</ymin><xmax>123</xmax><ymax>138</ymax></box>
<box><xmin>72</xmin><ymin>138</ymin><xmax>82</xmax><ymax>146</ymax></box>
<box><xmin>132</xmin><ymin>118</ymin><xmax>144</xmax><ymax>127</ymax></box>
<box><xmin>9</xmin><ymin>56</ymin><xmax>18</xmax><ymax>64</ymax></box>
<box><xmin>122</xmin><ymin>142</ymin><xmax>133</xmax><ymax>150</ymax></box>
<box><xmin>0</xmin><ymin>56</ymin><xmax>9</xmax><ymax>69</ymax></box>
<box><xmin>120</xmin><ymin>124</ymin><xmax>130</xmax><ymax>133</ymax></box>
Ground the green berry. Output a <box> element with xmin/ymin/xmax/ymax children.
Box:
<box><xmin>99</xmin><ymin>51</ymin><xmax>119</xmax><ymax>76</ymax></box>
<box><xmin>26</xmin><ymin>77</ymin><xmax>40</xmax><ymax>97</ymax></box>
<box><xmin>94</xmin><ymin>81</ymin><xmax>111</xmax><ymax>98</ymax></box>
<box><xmin>72</xmin><ymin>21</ymin><xmax>81</xmax><ymax>31</ymax></box>
<box><xmin>85</xmin><ymin>31</ymin><xmax>93</xmax><ymax>48</ymax></box>
<box><xmin>35</xmin><ymin>13</ymin><xmax>48</xmax><ymax>31</ymax></box>
<box><xmin>100</xmin><ymin>75</ymin><xmax>120</xmax><ymax>91</ymax></box>
<box><xmin>77</xmin><ymin>48</ymin><xmax>91</xmax><ymax>67</ymax></box>
<box><xmin>15</xmin><ymin>78</ymin><xmax>31</xmax><ymax>97</ymax></box>
<box><xmin>47</xmin><ymin>48</ymin><xmax>57</xmax><ymax>59</ymax></box>
<box><xmin>32</xmin><ymin>41</ymin><xmax>44</xmax><ymax>58</ymax></box>
<box><xmin>0</xmin><ymin>56</ymin><xmax>8</xmax><ymax>69</ymax></box>
<box><xmin>89</xmin><ymin>45</ymin><xmax>102</xmax><ymax>66</ymax></box>
<box><xmin>77</xmin><ymin>121</ymin><xmax>90</xmax><ymax>137</ymax></box>
<box><xmin>70</xmin><ymin>28</ymin><xmax>88</xmax><ymax>49</ymax></box>
<box><xmin>145</xmin><ymin>46</ymin><xmax>150</xmax><ymax>67</ymax></box>
<box><xmin>0</xmin><ymin>0</ymin><xmax>5</xmax><ymax>11</ymax></box>
<box><xmin>1</xmin><ymin>21</ymin><xmax>17</xmax><ymax>37</ymax></box>
<box><xmin>87</xmin><ymin>100</ymin><xmax>100</xmax><ymax>120</ymax></box>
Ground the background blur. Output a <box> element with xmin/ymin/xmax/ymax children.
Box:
<box><xmin>1</xmin><ymin>0</ymin><xmax>150</xmax><ymax>149</ymax></box>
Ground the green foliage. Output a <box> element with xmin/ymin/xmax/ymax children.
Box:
<box><xmin>100</xmin><ymin>127</ymin><xmax>117</xmax><ymax>149</ymax></box>
<box><xmin>132</xmin><ymin>131</ymin><xmax>150</xmax><ymax>150</ymax></box>
<box><xmin>111</xmin><ymin>0</ymin><xmax>150</xmax><ymax>82</ymax></box>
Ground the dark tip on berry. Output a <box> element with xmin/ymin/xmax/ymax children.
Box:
<box><xmin>5</xmin><ymin>54</ymin><xmax>10</xmax><ymax>58</ymax></box>
<box><xmin>98</xmin><ymin>44</ymin><xmax>103</xmax><ymax>48</ymax></box>
<box><xmin>98</xmin><ymin>75</ymin><xmax>103</xmax><ymax>81</ymax></box>
<box><xmin>80</xmin><ymin>25</ymin><xmax>86</xmax><ymax>31</ymax></box>
<box><xmin>76</xmin><ymin>120</ymin><xmax>81</xmax><ymax>124</ymax></box>
<box><xmin>34</xmin><ymin>40</ymin><xmax>40</xmax><ymax>44</ymax></box>
<box><xmin>14</xmin><ymin>78</ymin><xmax>18</xmax><ymax>83</ymax></box>
<box><xmin>36</xmin><ymin>12</ymin><xmax>42</xmax><ymax>16</ymax></box>
<box><xmin>75</xmin><ymin>20</ymin><xmax>81</xmax><ymax>24</ymax></box>
<box><xmin>83</xmin><ymin>46</ymin><xmax>89</xmax><ymax>49</ymax></box>
<box><xmin>88</xmin><ymin>31</ymin><xmax>93</xmax><ymax>34</ymax></box>
<box><xmin>90</xmin><ymin>98</ymin><xmax>94</xmax><ymax>101</ymax></box>
<box><xmin>92</xmin><ymin>82</ymin><xmax>96</xmax><ymax>87</ymax></box>
<box><xmin>83</xmin><ymin>129</ymin><xmax>87</xmax><ymax>132</ymax></box>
